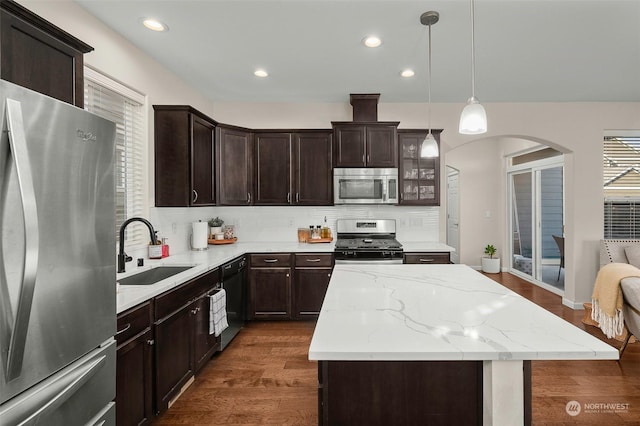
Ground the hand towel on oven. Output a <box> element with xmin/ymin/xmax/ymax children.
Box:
<box><xmin>209</xmin><ymin>289</ymin><xmax>228</xmax><ymax>337</ymax></box>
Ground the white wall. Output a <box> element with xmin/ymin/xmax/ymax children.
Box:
<box><xmin>22</xmin><ymin>1</ymin><xmax>640</xmax><ymax>308</ymax></box>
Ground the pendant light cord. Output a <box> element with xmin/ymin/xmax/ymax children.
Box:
<box><xmin>470</xmin><ymin>0</ymin><xmax>476</xmax><ymax>99</ymax></box>
<box><xmin>428</xmin><ymin>22</ymin><xmax>432</xmax><ymax>136</ymax></box>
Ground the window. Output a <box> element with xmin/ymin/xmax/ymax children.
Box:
<box><xmin>84</xmin><ymin>68</ymin><xmax>147</xmax><ymax>247</ymax></box>
<box><xmin>603</xmin><ymin>136</ymin><xmax>640</xmax><ymax>238</ymax></box>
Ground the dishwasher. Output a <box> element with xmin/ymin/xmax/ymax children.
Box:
<box><xmin>219</xmin><ymin>255</ymin><xmax>247</xmax><ymax>350</ymax></box>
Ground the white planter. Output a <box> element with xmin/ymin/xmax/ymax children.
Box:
<box><xmin>210</xmin><ymin>226</ymin><xmax>222</xmax><ymax>237</ymax></box>
<box><xmin>481</xmin><ymin>257</ymin><xmax>501</xmax><ymax>274</ymax></box>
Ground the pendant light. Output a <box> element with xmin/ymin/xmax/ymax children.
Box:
<box><xmin>459</xmin><ymin>0</ymin><xmax>487</xmax><ymax>135</ymax></box>
<box><xmin>420</xmin><ymin>11</ymin><xmax>439</xmax><ymax>158</ymax></box>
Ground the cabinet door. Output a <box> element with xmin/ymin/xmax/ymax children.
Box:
<box><xmin>154</xmin><ymin>304</ymin><xmax>193</xmax><ymax>414</ymax></box>
<box><xmin>334</xmin><ymin>125</ymin><xmax>366</xmax><ymax>167</ymax></box>
<box><xmin>193</xmin><ymin>292</ymin><xmax>219</xmax><ymax>373</ymax></box>
<box><xmin>0</xmin><ymin>5</ymin><xmax>91</xmax><ymax>108</ymax></box>
<box><xmin>255</xmin><ymin>133</ymin><xmax>292</xmax><ymax>205</ymax></box>
<box><xmin>294</xmin><ymin>132</ymin><xmax>332</xmax><ymax>205</ymax></box>
<box><xmin>366</xmin><ymin>124</ymin><xmax>397</xmax><ymax>167</ymax></box>
<box><xmin>293</xmin><ymin>267</ymin><xmax>332</xmax><ymax>319</ymax></box>
<box><xmin>217</xmin><ymin>126</ymin><xmax>253</xmax><ymax>205</ymax></box>
<box><xmin>191</xmin><ymin>115</ymin><xmax>215</xmax><ymax>206</ymax></box>
<box><xmin>249</xmin><ymin>267</ymin><xmax>291</xmax><ymax>319</ymax></box>
<box><xmin>398</xmin><ymin>131</ymin><xmax>440</xmax><ymax>206</ymax></box>
<box><xmin>116</xmin><ymin>329</ymin><xmax>154</xmax><ymax>426</ymax></box>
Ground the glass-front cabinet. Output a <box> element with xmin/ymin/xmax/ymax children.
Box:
<box><xmin>398</xmin><ymin>130</ymin><xmax>441</xmax><ymax>206</ymax></box>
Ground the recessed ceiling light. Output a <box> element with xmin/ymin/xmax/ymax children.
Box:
<box><xmin>254</xmin><ymin>69</ymin><xmax>269</xmax><ymax>78</ymax></box>
<box><xmin>142</xmin><ymin>18</ymin><xmax>168</xmax><ymax>32</ymax></box>
<box><xmin>362</xmin><ymin>36</ymin><xmax>382</xmax><ymax>48</ymax></box>
<box><xmin>401</xmin><ymin>69</ymin><xmax>415</xmax><ymax>78</ymax></box>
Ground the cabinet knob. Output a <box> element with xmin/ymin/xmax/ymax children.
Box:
<box><xmin>327</xmin><ymin>273</ymin><xmax>331</xmax><ymax>277</ymax></box>
<box><xmin>296</xmin><ymin>192</ymin><xmax>300</xmax><ymax>203</ymax></box>
<box><xmin>247</xmin><ymin>192</ymin><xmax>252</xmax><ymax>204</ymax></box>
<box><xmin>146</xmin><ymin>339</ymin><xmax>155</xmax><ymax>346</ymax></box>
<box><xmin>286</xmin><ymin>273</ymin><xmax>290</xmax><ymax>278</ymax></box>
<box><xmin>287</xmin><ymin>192</ymin><xmax>291</xmax><ymax>203</ymax></box>
<box><xmin>192</xmin><ymin>190</ymin><xmax>198</xmax><ymax>203</ymax></box>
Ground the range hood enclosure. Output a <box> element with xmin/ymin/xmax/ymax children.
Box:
<box><xmin>350</xmin><ymin>94</ymin><xmax>380</xmax><ymax>122</ymax></box>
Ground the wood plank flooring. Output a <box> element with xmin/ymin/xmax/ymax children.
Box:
<box><xmin>152</xmin><ymin>272</ymin><xmax>640</xmax><ymax>425</ymax></box>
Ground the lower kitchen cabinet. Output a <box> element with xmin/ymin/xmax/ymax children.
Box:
<box><xmin>115</xmin><ymin>301</ymin><xmax>154</xmax><ymax>426</ymax></box>
<box><xmin>294</xmin><ymin>254</ymin><xmax>333</xmax><ymax>319</ymax></box>
<box><xmin>249</xmin><ymin>254</ymin><xmax>292</xmax><ymax>319</ymax></box>
<box><xmin>403</xmin><ymin>252</ymin><xmax>451</xmax><ymax>264</ymax></box>
<box><xmin>153</xmin><ymin>268</ymin><xmax>219</xmax><ymax>414</ymax></box>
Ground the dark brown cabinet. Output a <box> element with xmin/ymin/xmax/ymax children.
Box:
<box><xmin>333</xmin><ymin>122</ymin><xmax>398</xmax><ymax>168</ymax></box>
<box><xmin>403</xmin><ymin>252</ymin><xmax>451</xmax><ymax>264</ymax></box>
<box><xmin>249</xmin><ymin>253</ymin><xmax>292</xmax><ymax>319</ymax></box>
<box><xmin>153</xmin><ymin>269</ymin><xmax>219</xmax><ymax>414</ymax></box>
<box><xmin>216</xmin><ymin>124</ymin><xmax>254</xmax><ymax>205</ymax></box>
<box><xmin>0</xmin><ymin>0</ymin><xmax>92</xmax><ymax>107</ymax></box>
<box><xmin>398</xmin><ymin>130</ymin><xmax>441</xmax><ymax>206</ymax></box>
<box><xmin>255</xmin><ymin>132</ymin><xmax>292</xmax><ymax>205</ymax></box>
<box><xmin>294</xmin><ymin>132</ymin><xmax>333</xmax><ymax>205</ymax></box>
<box><xmin>154</xmin><ymin>105</ymin><xmax>216</xmax><ymax>207</ymax></box>
<box><xmin>254</xmin><ymin>131</ymin><xmax>333</xmax><ymax>206</ymax></box>
<box><xmin>116</xmin><ymin>301</ymin><xmax>154</xmax><ymax>426</ymax></box>
<box><xmin>293</xmin><ymin>254</ymin><xmax>333</xmax><ymax>319</ymax></box>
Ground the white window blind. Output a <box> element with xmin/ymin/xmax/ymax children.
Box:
<box><xmin>603</xmin><ymin>137</ymin><xmax>640</xmax><ymax>238</ymax></box>
<box><xmin>84</xmin><ymin>68</ymin><xmax>147</xmax><ymax>248</ymax></box>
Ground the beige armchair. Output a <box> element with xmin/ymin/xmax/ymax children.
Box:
<box><xmin>600</xmin><ymin>239</ymin><xmax>640</xmax><ymax>355</ymax></box>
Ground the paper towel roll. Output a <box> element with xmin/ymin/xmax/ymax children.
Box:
<box><xmin>191</xmin><ymin>221</ymin><xmax>208</xmax><ymax>251</ymax></box>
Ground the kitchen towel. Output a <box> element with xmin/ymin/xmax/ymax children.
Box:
<box><xmin>209</xmin><ymin>289</ymin><xmax>228</xmax><ymax>337</ymax></box>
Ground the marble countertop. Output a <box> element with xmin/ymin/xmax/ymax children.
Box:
<box><xmin>308</xmin><ymin>264</ymin><xmax>618</xmax><ymax>362</ymax></box>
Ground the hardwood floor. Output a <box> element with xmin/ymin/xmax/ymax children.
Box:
<box><xmin>152</xmin><ymin>272</ymin><xmax>640</xmax><ymax>425</ymax></box>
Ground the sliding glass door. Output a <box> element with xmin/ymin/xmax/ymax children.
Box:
<box><xmin>509</xmin><ymin>160</ymin><xmax>564</xmax><ymax>292</ymax></box>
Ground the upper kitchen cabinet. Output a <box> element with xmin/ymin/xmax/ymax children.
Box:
<box><xmin>254</xmin><ymin>130</ymin><xmax>333</xmax><ymax>206</ymax></box>
<box><xmin>294</xmin><ymin>131</ymin><xmax>332</xmax><ymax>205</ymax></box>
<box><xmin>332</xmin><ymin>122</ymin><xmax>399</xmax><ymax>168</ymax></box>
<box><xmin>0</xmin><ymin>0</ymin><xmax>93</xmax><ymax>107</ymax></box>
<box><xmin>154</xmin><ymin>105</ymin><xmax>216</xmax><ymax>207</ymax></box>
<box><xmin>216</xmin><ymin>124</ymin><xmax>254</xmax><ymax>205</ymax></box>
<box><xmin>398</xmin><ymin>130</ymin><xmax>441</xmax><ymax>206</ymax></box>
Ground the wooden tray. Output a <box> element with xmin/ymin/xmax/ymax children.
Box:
<box><xmin>306</xmin><ymin>237</ymin><xmax>333</xmax><ymax>244</ymax></box>
<box><xmin>208</xmin><ymin>237</ymin><xmax>237</xmax><ymax>245</ymax></box>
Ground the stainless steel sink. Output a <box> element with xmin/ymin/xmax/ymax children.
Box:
<box><xmin>118</xmin><ymin>266</ymin><xmax>193</xmax><ymax>286</ymax></box>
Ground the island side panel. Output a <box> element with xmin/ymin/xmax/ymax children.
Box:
<box><xmin>319</xmin><ymin>360</ymin><xmax>483</xmax><ymax>426</ymax></box>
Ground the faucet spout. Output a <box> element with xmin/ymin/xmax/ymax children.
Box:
<box><xmin>118</xmin><ymin>217</ymin><xmax>158</xmax><ymax>273</ymax></box>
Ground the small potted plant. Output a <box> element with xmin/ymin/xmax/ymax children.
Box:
<box><xmin>208</xmin><ymin>217</ymin><xmax>224</xmax><ymax>237</ymax></box>
<box><xmin>481</xmin><ymin>244</ymin><xmax>501</xmax><ymax>274</ymax></box>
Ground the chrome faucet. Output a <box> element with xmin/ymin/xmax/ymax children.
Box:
<box><xmin>118</xmin><ymin>217</ymin><xmax>158</xmax><ymax>273</ymax></box>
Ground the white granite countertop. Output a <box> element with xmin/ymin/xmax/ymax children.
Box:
<box><xmin>401</xmin><ymin>242</ymin><xmax>454</xmax><ymax>252</ymax></box>
<box><xmin>308</xmin><ymin>264</ymin><xmax>618</xmax><ymax>361</ymax></box>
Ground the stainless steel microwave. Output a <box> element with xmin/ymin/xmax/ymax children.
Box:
<box><xmin>333</xmin><ymin>168</ymin><xmax>399</xmax><ymax>205</ymax></box>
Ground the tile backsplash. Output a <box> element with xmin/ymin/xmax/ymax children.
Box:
<box><xmin>149</xmin><ymin>205</ymin><xmax>440</xmax><ymax>255</ymax></box>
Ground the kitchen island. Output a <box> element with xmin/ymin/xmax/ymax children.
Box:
<box><xmin>308</xmin><ymin>264</ymin><xmax>618</xmax><ymax>426</ymax></box>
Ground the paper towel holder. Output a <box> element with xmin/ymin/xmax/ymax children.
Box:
<box><xmin>190</xmin><ymin>220</ymin><xmax>209</xmax><ymax>251</ymax></box>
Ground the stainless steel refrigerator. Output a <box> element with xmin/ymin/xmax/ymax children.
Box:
<box><xmin>0</xmin><ymin>80</ymin><xmax>117</xmax><ymax>425</ymax></box>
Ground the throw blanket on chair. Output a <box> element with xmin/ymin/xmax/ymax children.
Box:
<box><xmin>592</xmin><ymin>263</ymin><xmax>640</xmax><ymax>338</ymax></box>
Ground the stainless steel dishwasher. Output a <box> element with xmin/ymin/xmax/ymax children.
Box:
<box><xmin>220</xmin><ymin>255</ymin><xmax>247</xmax><ymax>350</ymax></box>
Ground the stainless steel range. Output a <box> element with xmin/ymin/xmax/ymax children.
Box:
<box><xmin>334</xmin><ymin>219</ymin><xmax>403</xmax><ymax>264</ymax></box>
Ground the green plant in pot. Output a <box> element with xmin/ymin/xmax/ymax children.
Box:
<box><xmin>208</xmin><ymin>217</ymin><xmax>224</xmax><ymax>237</ymax></box>
<box><xmin>481</xmin><ymin>244</ymin><xmax>500</xmax><ymax>274</ymax></box>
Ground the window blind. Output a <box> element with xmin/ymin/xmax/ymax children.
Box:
<box><xmin>84</xmin><ymin>68</ymin><xmax>147</xmax><ymax>248</ymax></box>
<box><xmin>604</xmin><ymin>137</ymin><xmax>640</xmax><ymax>238</ymax></box>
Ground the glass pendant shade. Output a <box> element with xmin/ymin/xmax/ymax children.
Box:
<box><xmin>458</xmin><ymin>97</ymin><xmax>487</xmax><ymax>135</ymax></box>
<box><xmin>420</xmin><ymin>133</ymin><xmax>439</xmax><ymax>158</ymax></box>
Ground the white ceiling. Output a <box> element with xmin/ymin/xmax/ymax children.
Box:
<box><xmin>74</xmin><ymin>0</ymin><xmax>640</xmax><ymax>104</ymax></box>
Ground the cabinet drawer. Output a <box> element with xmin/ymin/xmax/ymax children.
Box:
<box><xmin>116</xmin><ymin>300</ymin><xmax>152</xmax><ymax>345</ymax></box>
<box><xmin>250</xmin><ymin>253</ymin><xmax>292</xmax><ymax>267</ymax></box>
<box><xmin>155</xmin><ymin>269</ymin><xmax>219</xmax><ymax>320</ymax></box>
<box><xmin>404</xmin><ymin>253</ymin><xmax>451</xmax><ymax>264</ymax></box>
<box><xmin>295</xmin><ymin>253</ymin><xmax>334</xmax><ymax>268</ymax></box>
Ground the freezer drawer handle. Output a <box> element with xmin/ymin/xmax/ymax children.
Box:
<box><xmin>0</xmin><ymin>354</ymin><xmax>106</xmax><ymax>425</ymax></box>
<box><xmin>1</xmin><ymin>98</ymin><xmax>40</xmax><ymax>381</ymax></box>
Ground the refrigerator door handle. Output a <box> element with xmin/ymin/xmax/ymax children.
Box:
<box><xmin>2</xmin><ymin>98</ymin><xmax>40</xmax><ymax>381</ymax></box>
<box><xmin>0</xmin><ymin>354</ymin><xmax>106</xmax><ymax>425</ymax></box>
